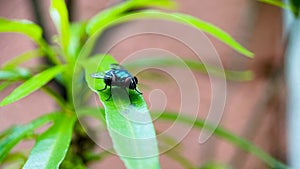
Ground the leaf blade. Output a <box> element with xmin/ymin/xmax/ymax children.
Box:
<box><xmin>125</xmin><ymin>57</ymin><xmax>254</xmax><ymax>81</ymax></box>
<box><xmin>50</xmin><ymin>0</ymin><xmax>71</xmax><ymax>59</ymax></box>
<box><xmin>2</xmin><ymin>49</ymin><xmax>43</xmax><ymax>70</ymax></box>
<box><xmin>0</xmin><ymin>113</ymin><xmax>58</xmax><ymax>163</ymax></box>
<box><xmin>0</xmin><ymin>18</ymin><xmax>43</xmax><ymax>45</ymax></box>
<box><xmin>0</xmin><ymin>65</ymin><xmax>65</xmax><ymax>107</ymax></box>
<box><xmin>23</xmin><ymin>114</ymin><xmax>75</xmax><ymax>169</ymax></box>
<box><xmin>157</xmin><ymin>111</ymin><xmax>289</xmax><ymax>169</ymax></box>
<box><xmin>0</xmin><ymin>67</ymin><xmax>31</xmax><ymax>81</ymax></box>
<box><xmin>87</xmin><ymin>10</ymin><xmax>254</xmax><ymax>58</ymax></box>
<box><xmin>86</xmin><ymin>0</ymin><xmax>176</xmax><ymax>34</ymax></box>
<box><xmin>82</xmin><ymin>55</ymin><xmax>161</xmax><ymax>169</ymax></box>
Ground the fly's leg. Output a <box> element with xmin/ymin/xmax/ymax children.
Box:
<box><xmin>98</xmin><ymin>84</ymin><xmax>107</xmax><ymax>91</ymax></box>
<box><xmin>105</xmin><ymin>86</ymin><xmax>112</xmax><ymax>101</ymax></box>
<box><xmin>129</xmin><ymin>95</ymin><xmax>132</xmax><ymax>104</ymax></box>
<box><xmin>135</xmin><ymin>88</ymin><xmax>142</xmax><ymax>95</ymax></box>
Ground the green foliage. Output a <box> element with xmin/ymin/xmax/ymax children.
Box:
<box><xmin>0</xmin><ymin>18</ymin><xmax>43</xmax><ymax>45</ymax></box>
<box><xmin>0</xmin><ymin>68</ymin><xmax>31</xmax><ymax>81</ymax></box>
<box><xmin>87</xmin><ymin>10</ymin><xmax>254</xmax><ymax>58</ymax></box>
<box><xmin>0</xmin><ymin>65</ymin><xmax>65</xmax><ymax>107</ymax></box>
<box><xmin>0</xmin><ymin>113</ymin><xmax>59</xmax><ymax>163</ymax></box>
<box><xmin>82</xmin><ymin>55</ymin><xmax>160</xmax><ymax>169</ymax></box>
<box><xmin>0</xmin><ymin>0</ymin><xmax>288</xmax><ymax>169</ymax></box>
<box><xmin>86</xmin><ymin>0</ymin><xmax>176</xmax><ymax>35</ymax></box>
<box><xmin>23</xmin><ymin>113</ymin><xmax>75</xmax><ymax>169</ymax></box>
<box><xmin>125</xmin><ymin>57</ymin><xmax>254</xmax><ymax>81</ymax></box>
<box><xmin>1</xmin><ymin>49</ymin><xmax>43</xmax><ymax>70</ymax></box>
<box><xmin>157</xmin><ymin>112</ymin><xmax>289</xmax><ymax>169</ymax></box>
<box><xmin>50</xmin><ymin>0</ymin><xmax>71</xmax><ymax>60</ymax></box>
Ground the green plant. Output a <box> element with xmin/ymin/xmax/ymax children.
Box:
<box><xmin>0</xmin><ymin>0</ymin><xmax>289</xmax><ymax>168</ymax></box>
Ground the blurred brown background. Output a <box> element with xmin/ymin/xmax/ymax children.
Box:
<box><xmin>0</xmin><ymin>0</ymin><xmax>286</xmax><ymax>168</ymax></box>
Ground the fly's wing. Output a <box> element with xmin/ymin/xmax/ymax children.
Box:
<box><xmin>90</xmin><ymin>72</ymin><xmax>105</xmax><ymax>79</ymax></box>
<box><xmin>110</xmin><ymin>63</ymin><xmax>124</xmax><ymax>70</ymax></box>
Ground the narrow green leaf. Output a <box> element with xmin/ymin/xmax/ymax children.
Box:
<box><xmin>0</xmin><ymin>18</ymin><xmax>43</xmax><ymax>45</ymax></box>
<box><xmin>0</xmin><ymin>18</ymin><xmax>58</xmax><ymax>65</ymax></box>
<box><xmin>0</xmin><ymin>126</ymin><xmax>16</xmax><ymax>140</ymax></box>
<box><xmin>0</xmin><ymin>65</ymin><xmax>65</xmax><ymax>107</ymax></box>
<box><xmin>50</xmin><ymin>0</ymin><xmax>71</xmax><ymax>59</ymax></box>
<box><xmin>87</xmin><ymin>10</ymin><xmax>253</xmax><ymax>58</ymax></box>
<box><xmin>129</xmin><ymin>0</ymin><xmax>177</xmax><ymax>8</ymax></box>
<box><xmin>157</xmin><ymin>111</ymin><xmax>289</xmax><ymax>169</ymax></box>
<box><xmin>23</xmin><ymin>113</ymin><xmax>75</xmax><ymax>169</ymax></box>
<box><xmin>82</xmin><ymin>55</ymin><xmax>161</xmax><ymax>169</ymax></box>
<box><xmin>164</xmin><ymin>149</ymin><xmax>197</xmax><ymax>169</ymax></box>
<box><xmin>259</xmin><ymin>0</ymin><xmax>297</xmax><ymax>14</ymax></box>
<box><xmin>259</xmin><ymin>0</ymin><xmax>300</xmax><ymax>17</ymax></box>
<box><xmin>1</xmin><ymin>152</ymin><xmax>27</xmax><ymax>168</ymax></box>
<box><xmin>259</xmin><ymin>0</ymin><xmax>291</xmax><ymax>8</ymax></box>
<box><xmin>69</xmin><ymin>22</ymin><xmax>87</xmax><ymax>59</ymax></box>
<box><xmin>125</xmin><ymin>57</ymin><xmax>254</xmax><ymax>81</ymax></box>
<box><xmin>0</xmin><ymin>113</ymin><xmax>59</xmax><ymax>163</ymax></box>
<box><xmin>2</xmin><ymin>49</ymin><xmax>43</xmax><ymax>70</ymax></box>
<box><xmin>200</xmin><ymin>162</ymin><xmax>232</xmax><ymax>169</ymax></box>
<box><xmin>86</xmin><ymin>0</ymin><xmax>176</xmax><ymax>34</ymax></box>
<box><xmin>0</xmin><ymin>67</ymin><xmax>31</xmax><ymax>81</ymax></box>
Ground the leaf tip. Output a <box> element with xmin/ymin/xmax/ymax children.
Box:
<box><xmin>247</xmin><ymin>52</ymin><xmax>255</xmax><ymax>58</ymax></box>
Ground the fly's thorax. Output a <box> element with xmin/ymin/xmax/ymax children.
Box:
<box><xmin>108</xmin><ymin>69</ymin><xmax>133</xmax><ymax>88</ymax></box>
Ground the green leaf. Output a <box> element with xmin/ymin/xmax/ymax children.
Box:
<box><xmin>2</xmin><ymin>49</ymin><xmax>43</xmax><ymax>70</ymax></box>
<box><xmin>0</xmin><ymin>65</ymin><xmax>65</xmax><ymax>107</ymax></box>
<box><xmin>69</xmin><ymin>22</ymin><xmax>87</xmax><ymax>59</ymax></box>
<box><xmin>76</xmin><ymin>107</ymin><xmax>105</xmax><ymax>122</ymax></box>
<box><xmin>200</xmin><ymin>162</ymin><xmax>232</xmax><ymax>169</ymax></box>
<box><xmin>0</xmin><ymin>18</ymin><xmax>43</xmax><ymax>45</ymax></box>
<box><xmin>1</xmin><ymin>152</ymin><xmax>27</xmax><ymax>168</ymax></box>
<box><xmin>259</xmin><ymin>0</ymin><xmax>291</xmax><ymax>8</ymax></box>
<box><xmin>259</xmin><ymin>0</ymin><xmax>296</xmax><ymax>14</ymax></box>
<box><xmin>0</xmin><ymin>18</ymin><xmax>58</xmax><ymax>65</ymax></box>
<box><xmin>23</xmin><ymin>113</ymin><xmax>75</xmax><ymax>169</ymax></box>
<box><xmin>164</xmin><ymin>148</ymin><xmax>196</xmax><ymax>169</ymax></box>
<box><xmin>0</xmin><ymin>67</ymin><xmax>31</xmax><ymax>81</ymax></box>
<box><xmin>125</xmin><ymin>57</ymin><xmax>254</xmax><ymax>81</ymax></box>
<box><xmin>86</xmin><ymin>0</ymin><xmax>176</xmax><ymax>34</ymax></box>
<box><xmin>50</xmin><ymin>0</ymin><xmax>71</xmax><ymax>59</ymax></box>
<box><xmin>129</xmin><ymin>0</ymin><xmax>177</xmax><ymax>8</ymax></box>
<box><xmin>82</xmin><ymin>55</ymin><xmax>161</xmax><ymax>169</ymax></box>
<box><xmin>0</xmin><ymin>113</ymin><xmax>59</xmax><ymax>163</ymax></box>
<box><xmin>259</xmin><ymin>0</ymin><xmax>300</xmax><ymax>17</ymax></box>
<box><xmin>157</xmin><ymin>111</ymin><xmax>289</xmax><ymax>169</ymax></box>
<box><xmin>87</xmin><ymin>10</ymin><xmax>253</xmax><ymax>58</ymax></box>
<box><xmin>0</xmin><ymin>126</ymin><xmax>16</xmax><ymax>140</ymax></box>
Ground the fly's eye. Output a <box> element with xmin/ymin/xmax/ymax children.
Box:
<box><xmin>134</xmin><ymin>76</ymin><xmax>138</xmax><ymax>84</ymax></box>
